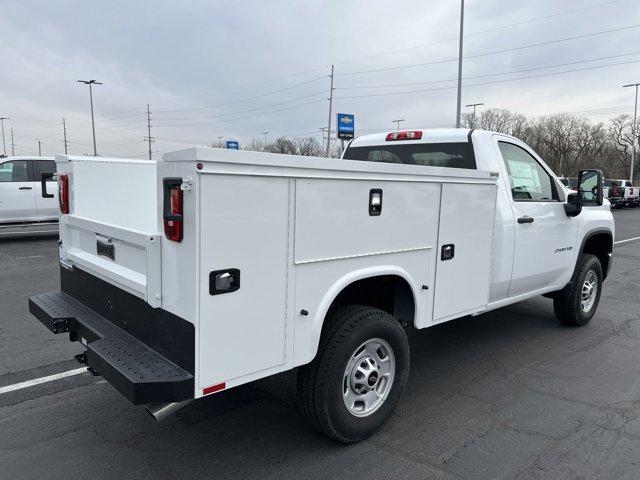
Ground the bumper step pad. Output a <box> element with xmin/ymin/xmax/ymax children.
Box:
<box><xmin>29</xmin><ymin>291</ymin><xmax>193</xmax><ymax>404</ymax></box>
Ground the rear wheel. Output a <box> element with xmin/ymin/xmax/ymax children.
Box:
<box><xmin>553</xmin><ymin>254</ymin><xmax>602</xmax><ymax>327</ymax></box>
<box><xmin>297</xmin><ymin>305</ymin><xmax>410</xmax><ymax>443</ymax></box>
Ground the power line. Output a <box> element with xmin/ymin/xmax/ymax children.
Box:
<box><xmin>335</xmin><ymin>59</ymin><xmax>640</xmax><ymax>100</ymax></box>
<box><xmin>334</xmin><ymin>0</ymin><xmax>625</xmax><ymax>66</ymax></box>
<box><xmin>336</xmin><ymin>51</ymin><xmax>640</xmax><ymax>90</ymax></box>
<box><xmin>154</xmin><ymin>91</ymin><xmax>326</xmax><ymax>123</ymax></box>
<box><xmin>337</xmin><ymin>24</ymin><xmax>640</xmax><ymax>76</ymax></box>
<box><xmin>155</xmin><ymin>98</ymin><xmax>326</xmax><ymax>129</ymax></box>
<box><xmin>155</xmin><ymin>75</ymin><xmax>327</xmax><ymax>114</ymax></box>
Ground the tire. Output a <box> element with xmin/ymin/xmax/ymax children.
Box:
<box><xmin>297</xmin><ymin>305</ymin><xmax>410</xmax><ymax>443</ymax></box>
<box><xmin>553</xmin><ymin>254</ymin><xmax>603</xmax><ymax>327</ymax></box>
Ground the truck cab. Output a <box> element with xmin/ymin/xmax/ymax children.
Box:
<box><xmin>343</xmin><ymin>130</ymin><xmax>613</xmax><ymax>305</ymax></box>
<box><xmin>0</xmin><ymin>156</ymin><xmax>58</xmax><ymax>233</ymax></box>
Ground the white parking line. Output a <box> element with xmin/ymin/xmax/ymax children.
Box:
<box><xmin>0</xmin><ymin>367</ymin><xmax>87</xmax><ymax>395</ymax></box>
<box><xmin>615</xmin><ymin>236</ymin><xmax>640</xmax><ymax>245</ymax></box>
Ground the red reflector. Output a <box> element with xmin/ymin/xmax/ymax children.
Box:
<box><xmin>203</xmin><ymin>382</ymin><xmax>226</xmax><ymax>395</ymax></box>
<box><xmin>386</xmin><ymin>130</ymin><xmax>423</xmax><ymax>141</ymax></box>
<box><xmin>196</xmin><ymin>162</ymin><xmax>203</xmax><ymax>170</ymax></box>
<box><xmin>58</xmin><ymin>174</ymin><xmax>69</xmax><ymax>214</ymax></box>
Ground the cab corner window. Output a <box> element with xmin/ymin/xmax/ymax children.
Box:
<box><xmin>0</xmin><ymin>160</ymin><xmax>29</xmax><ymax>182</ymax></box>
<box><xmin>498</xmin><ymin>142</ymin><xmax>557</xmax><ymax>202</ymax></box>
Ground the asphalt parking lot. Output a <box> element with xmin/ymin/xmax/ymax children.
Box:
<box><xmin>1</xmin><ymin>208</ymin><xmax>639</xmax><ymax>480</ymax></box>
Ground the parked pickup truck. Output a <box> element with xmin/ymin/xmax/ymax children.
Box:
<box><xmin>0</xmin><ymin>156</ymin><xmax>59</xmax><ymax>236</ymax></box>
<box><xmin>605</xmin><ymin>178</ymin><xmax>639</xmax><ymax>208</ymax></box>
<box><xmin>29</xmin><ymin>129</ymin><xmax>614</xmax><ymax>443</ymax></box>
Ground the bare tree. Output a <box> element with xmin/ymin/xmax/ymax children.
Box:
<box><xmin>266</xmin><ymin>137</ymin><xmax>298</xmax><ymax>155</ymax></box>
<box><xmin>294</xmin><ymin>137</ymin><xmax>322</xmax><ymax>156</ymax></box>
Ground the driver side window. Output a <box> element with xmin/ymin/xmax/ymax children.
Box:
<box><xmin>498</xmin><ymin>142</ymin><xmax>557</xmax><ymax>202</ymax></box>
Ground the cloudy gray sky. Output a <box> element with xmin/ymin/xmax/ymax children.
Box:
<box><xmin>1</xmin><ymin>0</ymin><xmax>639</xmax><ymax>158</ymax></box>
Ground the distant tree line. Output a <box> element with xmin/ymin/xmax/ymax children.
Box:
<box><xmin>230</xmin><ymin>108</ymin><xmax>638</xmax><ymax>180</ymax></box>
<box><xmin>462</xmin><ymin>108</ymin><xmax>639</xmax><ymax>179</ymax></box>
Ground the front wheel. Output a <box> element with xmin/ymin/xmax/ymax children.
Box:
<box><xmin>553</xmin><ymin>254</ymin><xmax>603</xmax><ymax>327</ymax></box>
<box><xmin>297</xmin><ymin>305</ymin><xmax>410</xmax><ymax>443</ymax></box>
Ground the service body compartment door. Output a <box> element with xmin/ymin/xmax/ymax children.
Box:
<box><xmin>198</xmin><ymin>174</ymin><xmax>289</xmax><ymax>389</ymax></box>
<box><xmin>432</xmin><ymin>183</ymin><xmax>497</xmax><ymax>322</ymax></box>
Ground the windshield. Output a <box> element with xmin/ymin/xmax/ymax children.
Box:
<box><xmin>343</xmin><ymin>142</ymin><xmax>476</xmax><ymax>170</ymax></box>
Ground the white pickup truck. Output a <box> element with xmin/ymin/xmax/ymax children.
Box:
<box><xmin>0</xmin><ymin>156</ymin><xmax>59</xmax><ymax>236</ymax></box>
<box><xmin>605</xmin><ymin>178</ymin><xmax>639</xmax><ymax>208</ymax></box>
<box><xmin>29</xmin><ymin>129</ymin><xmax>614</xmax><ymax>443</ymax></box>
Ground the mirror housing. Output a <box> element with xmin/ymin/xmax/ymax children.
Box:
<box><xmin>564</xmin><ymin>192</ymin><xmax>582</xmax><ymax>217</ymax></box>
<box><xmin>565</xmin><ymin>169</ymin><xmax>604</xmax><ymax>216</ymax></box>
<box><xmin>577</xmin><ymin>169</ymin><xmax>604</xmax><ymax>206</ymax></box>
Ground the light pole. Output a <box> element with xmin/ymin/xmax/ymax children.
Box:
<box><xmin>455</xmin><ymin>0</ymin><xmax>465</xmax><ymax>128</ymax></box>
<box><xmin>392</xmin><ymin>119</ymin><xmax>405</xmax><ymax>131</ymax></box>
<box><xmin>465</xmin><ymin>103</ymin><xmax>484</xmax><ymax>128</ymax></box>
<box><xmin>623</xmin><ymin>83</ymin><xmax>639</xmax><ymax>183</ymax></box>
<box><xmin>77</xmin><ymin>79</ymin><xmax>102</xmax><ymax>156</ymax></box>
<box><xmin>261</xmin><ymin>131</ymin><xmax>269</xmax><ymax>150</ymax></box>
<box><xmin>0</xmin><ymin>117</ymin><xmax>9</xmax><ymax>156</ymax></box>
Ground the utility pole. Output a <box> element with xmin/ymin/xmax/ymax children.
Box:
<box><xmin>144</xmin><ymin>104</ymin><xmax>155</xmax><ymax>160</ymax></box>
<box><xmin>37</xmin><ymin>140</ymin><xmax>42</xmax><ymax>156</ymax></box>
<box><xmin>325</xmin><ymin>65</ymin><xmax>335</xmax><ymax>157</ymax></box>
<box><xmin>455</xmin><ymin>0</ymin><xmax>465</xmax><ymax>128</ymax></box>
<box><xmin>261</xmin><ymin>131</ymin><xmax>269</xmax><ymax>150</ymax></box>
<box><xmin>0</xmin><ymin>117</ymin><xmax>9</xmax><ymax>156</ymax></box>
<box><xmin>623</xmin><ymin>83</ymin><xmax>639</xmax><ymax>183</ymax></box>
<box><xmin>62</xmin><ymin>118</ymin><xmax>69</xmax><ymax>154</ymax></box>
<box><xmin>465</xmin><ymin>102</ymin><xmax>484</xmax><ymax>128</ymax></box>
<box><xmin>77</xmin><ymin>79</ymin><xmax>102</xmax><ymax>156</ymax></box>
<box><xmin>392</xmin><ymin>119</ymin><xmax>405</xmax><ymax>131</ymax></box>
<box><xmin>10</xmin><ymin>127</ymin><xmax>15</xmax><ymax>156</ymax></box>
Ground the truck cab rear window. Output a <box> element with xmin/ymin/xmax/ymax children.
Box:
<box><xmin>343</xmin><ymin>143</ymin><xmax>476</xmax><ymax>169</ymax></box>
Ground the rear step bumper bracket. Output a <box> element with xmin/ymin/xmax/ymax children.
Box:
<box><xmin>29</xmin><ymin>291</ymin><xmax>194</xmax><ymax>404</ymax></box>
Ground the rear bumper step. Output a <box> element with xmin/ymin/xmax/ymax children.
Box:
<box><xmin>29</xmin><ymin>291</ymin><xmax>194</xmax><ymax>404</ymax></box>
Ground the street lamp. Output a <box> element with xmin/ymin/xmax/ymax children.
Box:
<box><xmin>465</xmin><ymin>103</ymin><xmax>484</xmax><ymax>128</ymax></box>
<box><xmin>455</xmin><ymin>0</ymin><xmax>465</xmax><ymax>128</ymax></box>
<box><xmin>0</xmin><ymin>117</ymin><xmax>9</xmax><ymax>156</ymax></box>
<box><xmin>77</xmin><ymin>79</ymin><xmax>102</xmax><ymax>156</ymax></box>
<box><xmin>392</xmin><ymin>119</ymin><xmax>405</xmax><ymax>131</ymax></box>
<box><xmin>623</xmin><ymin>83</ymin><xmax>639</xmax><ymax>183</ymax></box>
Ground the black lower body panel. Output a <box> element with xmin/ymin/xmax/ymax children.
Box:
<box><xmin>29</xmin><ymin>267</ymin><xmax>195</xmax><ymax>405</ymax></box>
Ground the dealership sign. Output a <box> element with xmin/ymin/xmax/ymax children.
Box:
<box><xmin>337</xmin><ymin>113</ymin><xmax>355</xmax><ymax>140</ymax></box>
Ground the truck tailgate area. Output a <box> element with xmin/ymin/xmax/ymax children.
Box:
<box><xmin>29</xmin><ymin>267</ymin><xmax>195</xmax><ymax>404</ymax></box>
<box><xmin>58</xmin><ymin>156</ymin><xmax>162</xmax><ymax>306</ymax></box>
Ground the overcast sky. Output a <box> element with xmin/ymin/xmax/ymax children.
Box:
<box><xmin>1</xmin><ymin>0</ymin><xmax>639</xmax><ymax>158</ymax></box>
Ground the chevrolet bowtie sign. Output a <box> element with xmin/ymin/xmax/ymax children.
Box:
<box><xmin>337</xmin><ymin>113</ymin><xmax>355</xmax><ymax>140</ymax></box>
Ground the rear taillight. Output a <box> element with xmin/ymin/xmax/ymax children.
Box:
<box><xmin>58</xmin><ymin>174</ymin><xmax>69</xmax><ymax>214</ymax></box>
<box><xmin>386</xmin><ymin>130</ymin><xmax>423</xmax><ymax>141</ymax></box>
<box><xmin>163</xmin><ymin>177</ymin><xmax>183</xmax><ymax>242</ymax></box>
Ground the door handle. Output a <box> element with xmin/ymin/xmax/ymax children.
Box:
<box><xmin>19</xmin><ymin>186</ymin><xmax>33</xmax><ymax>190</ymax></box>
<box><xmin>517</xmin><ymin>216</ymin><xmax>534</xmax><ymax>224</ymax></box>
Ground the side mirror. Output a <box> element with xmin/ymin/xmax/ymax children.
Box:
<box><xmin>576</xmin><ymin>169</ymin><xmax>603</xmax><ymax>206</ymax></box>
<box><xmin>41</xmin><ymin>172</ymin><xmax>55</xmax><ymax>198</ymax></box>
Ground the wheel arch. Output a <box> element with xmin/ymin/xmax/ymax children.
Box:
<box><xmin>580</xmin><ymin>228</ymin><xmax>613</xmax><ymax>280</ymax></box>
<box><xmin>308</xmin><ymin>266</ymin><xmax>419</xmax><ymax>362</ymax></box>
